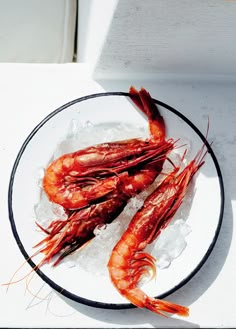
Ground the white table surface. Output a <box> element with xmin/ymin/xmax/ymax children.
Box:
<box><xmin>0</xmin><ymin>63</ymin><xmax>235</xmax><ymax>328</ymax></box>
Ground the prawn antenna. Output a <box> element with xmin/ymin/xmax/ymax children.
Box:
<box><xmin>194</xmin><ymin>116</ymin><xmax>211</xmax><ymax>166</ymax></box>
<box><xmin>2</xmin><ymin>250</ymin><xmax>41</xmax><ymax>290</ymax></box>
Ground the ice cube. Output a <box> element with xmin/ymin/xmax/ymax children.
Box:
<box><xmin>151</xmin><ymin>219</ymin><xmax>191</xmax><ymax>269</ymax></box>
<box><xmin>34</xmin><ymin>192</ymin><xmax>67</xmax><ymax>228</ymax></box>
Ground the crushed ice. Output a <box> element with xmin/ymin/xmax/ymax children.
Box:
<box><xmin>34</xmin><ymin>192</ymin><xmax>67</xmax><ymax>228</ymax></box>
<box><xmin>148</xmin><ymin>219</ymin><xmax>191</xmax><ymax>269</ymax></box>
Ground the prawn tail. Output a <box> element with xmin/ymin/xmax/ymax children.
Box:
<box><xmin>129</xmin><ymin>86</ymin><xmax>166</xmax><ymax>141</ymax></box>
<box><xmin>146</xmin><ymin>297</ymin><xmax>189</xmax><ymax>317</ymax></box>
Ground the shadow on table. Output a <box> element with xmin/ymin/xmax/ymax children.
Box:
<box><xmin>62</xmin><ymin>298</ymin><xmax>200</xmax><ymax>328</ymax></box>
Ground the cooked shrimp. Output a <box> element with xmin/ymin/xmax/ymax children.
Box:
<box><xmin>108</xmin><ymin>142</ymin><xmax>208</xmax><ymax>317</ymax></box>
<box><xmin>42</xmin><ymin>87</ymin><xmax>169</xmax><ymax>210</ymax></box>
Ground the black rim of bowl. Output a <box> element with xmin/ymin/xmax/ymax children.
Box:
<box><xmin>8</xmin><ymin>91</ymin><xmax>225</xmax><ymax>310</ymax></box>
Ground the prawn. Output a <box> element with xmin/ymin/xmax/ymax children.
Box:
<box><xmin>42</xmin><ymin>87</ymin><xmax>170</xmax><ymax>210</ymax></box>
<box><xmin>107</xmin><ymin>141</ymin><xmax>208</xmax><ymax>317</ymax></box>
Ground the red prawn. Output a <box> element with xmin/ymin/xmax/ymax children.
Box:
<box><xmin>107</xmin><ymin>141</ymin><xmax>208</xmax><ymax>317</ymax></box>
<box><xmin>42</xmin><ymin>87</ymin><xmax>169</xmax><ymax>210</ymax></box>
